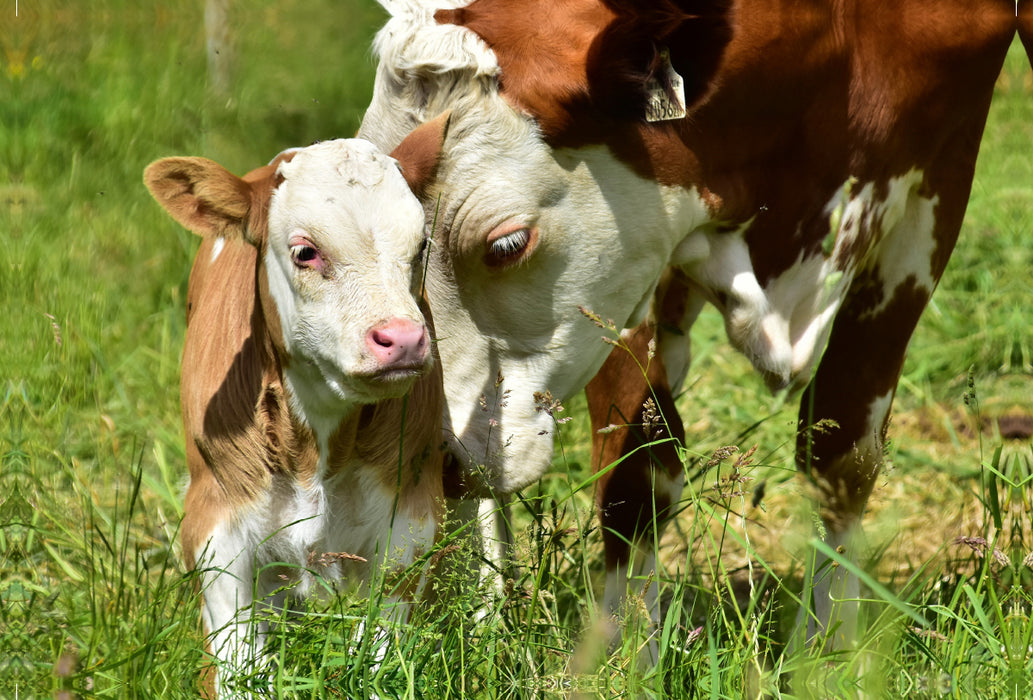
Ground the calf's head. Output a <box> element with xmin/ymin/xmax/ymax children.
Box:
<box><xmin>145</xmin><ymin>128</ymin><xmax>447</xmax><ymax>425</ymax></box>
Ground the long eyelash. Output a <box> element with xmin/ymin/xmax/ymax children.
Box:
<box><xmin>490</xmin><ymin>230</ymin><xmax>529</xmax><ymax>257</ymax></box>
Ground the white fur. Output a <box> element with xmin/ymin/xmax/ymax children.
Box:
<box><xmin>210</xmin><ymin>236</ymin><xmax>226</xmax><ymax>263</ymax></box>
<box><xmin>197</xmin><ymin>467</ymin><xmax>438</xmax><ymax>695</ymax></box>
<box><xmin>857</xmin><ymin>170</ymin><xmax>940</xmax><ymax>319</ymax></box>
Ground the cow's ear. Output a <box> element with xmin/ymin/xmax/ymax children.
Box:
<box><xmin>588</xmin><ymin>0</ymin><xmax>732</xmax><ymax>122</ymax></box>
<box><xmin>144</xmin><ymin>157</ymin><xmax>251</xmax><ymax>239</ymax></box>
<box><xmin>389</xmin><ymin>111</ymin><xmax>451</xmax><ymax>200</ymax></box>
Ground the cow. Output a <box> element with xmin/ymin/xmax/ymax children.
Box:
<box><xmin>144</xmin><ymin>123</ymin><xmax>449</xmax><ymax>696</ymax></box>
<box><xmin>356</xmin><ymin>0</ymin><xmax>1021</xmax><ymax>651</ymax></box>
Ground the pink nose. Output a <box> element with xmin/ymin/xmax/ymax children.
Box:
<box><xmin>366</xmin><ymin>318</ymin><xmax>429</xmax><ymax>369</ymax></box>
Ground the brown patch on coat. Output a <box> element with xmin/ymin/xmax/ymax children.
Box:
<box><xmin>1016</xmin><ymin>0</ymin><xmax>1033</xmax><ymax>71</ymax></box>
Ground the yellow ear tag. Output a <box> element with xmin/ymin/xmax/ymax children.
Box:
<box><xmin>645</xmin><ymin>49</ymin><xmax>687</xmax><ymax>122</ymax></box>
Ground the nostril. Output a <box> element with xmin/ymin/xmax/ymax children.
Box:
<box><xmin>371</xmin><ymin>328</ymin><xmax>394</xmax><ymax>349</ymax></box>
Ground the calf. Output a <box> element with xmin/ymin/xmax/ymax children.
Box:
<box><xmin>144</xmin><ymin>122</ymin><xmax>448</xmax><ymax>696</ymax></box>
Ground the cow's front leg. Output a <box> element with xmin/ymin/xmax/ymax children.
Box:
<box><xmin>587</xmin><ymin>321</ymin><xmax>686</xmax><ymax>657</ymax></box>
<box><xmin>794</xmin><ymin>266</ymin><xmax>937</xmax><ymax>651</ymax></box>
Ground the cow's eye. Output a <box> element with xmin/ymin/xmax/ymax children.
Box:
<box><xmin>485</xmin><ymin>225</ymin><xmax>537</xmax><ymax>267</ymax></box>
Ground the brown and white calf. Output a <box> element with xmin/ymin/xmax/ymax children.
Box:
<box><xmin>357</xmin><ymin>0</ymin><xmax>1020</xmax><ymax>650</ymax></box>
<box><xmin>144</xmin><ymin>123</ymin><xmax>448</xmax><ymax>694</ymax></box>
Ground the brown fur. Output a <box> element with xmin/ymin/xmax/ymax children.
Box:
<box><xmin>390</xmin><ymin>112</ymin><xmax>452</xmax><ymax>200</ymax></box>
<box><xmin>437</xmin><ymin>0</ymin><xmax>732</xmax><ymax>145</ymax></box>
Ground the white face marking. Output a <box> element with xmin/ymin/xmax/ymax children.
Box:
<box><xmin>261</xmin><ymin>139</ymin><xmax>430</xmax><ymax>432</ymax></box>
<box><xmin>210</xmin><ymin>236</ymin><xmax>226</xmax><ymax>263</ymax></box>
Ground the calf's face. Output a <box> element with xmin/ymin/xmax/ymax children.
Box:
<box><xmin>145</xmin><ymin>130</ymin><xmax>447</xmax><ymax>420</ymax></box>
<box><xmin>262</xmin><ymin>140</ymin><xmax>430</xmax><ymax>411</ymax></box>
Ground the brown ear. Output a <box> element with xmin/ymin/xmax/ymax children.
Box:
<box><xmin>143</xmin><ymin>157</ymin><xmax>252</xmax><ymax>239</ymax></box>
<box><xmin>389</xmin><ymin>111</ymin><xmax>451</xmax><ymax>200</ymax></box>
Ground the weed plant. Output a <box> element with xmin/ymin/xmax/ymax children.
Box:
<box><xmin>3</xmin><ymin>2</ymin><xmax>1033</xmax><ymax>698</ymax></box>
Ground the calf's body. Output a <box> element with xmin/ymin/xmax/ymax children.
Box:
<box><xmin>145</xmin><ymin>128</ymin><xmax>447</xmax><ymax>695</ymax></box>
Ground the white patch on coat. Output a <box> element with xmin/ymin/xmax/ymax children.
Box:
<box><xmin>197</xmin><ymin>463</ymin><xmax>438</xmax><ymax>682</ymax></box>
<box><xmin>797</xmin><ymin>525</ymin><xmax>862</xmax><ymax>651</ymax></box>
<box><xmin>858</xmin><ymin>173</ymin><xmax>940</xmax><ymax>320</ymax></box>
<box><xmin>210</xmin><ymin>236</ymin><xmax>226</xmax><ymax>263</ymax></box>
<box><xmin>678</xmin><ymin>169</ymin><xmax>934</xmax><ymax>393</ymax></box>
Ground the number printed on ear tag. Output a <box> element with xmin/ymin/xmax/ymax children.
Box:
<box><xmin>645</xmin><ymin>48</ymin><xmax>687</xmax><ymax>123</ymax></box>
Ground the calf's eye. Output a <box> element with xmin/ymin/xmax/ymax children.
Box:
<box><xmin>288</xmin><ymin>237</ymin><xmax>323</xmax><ymax>270</ymax></box>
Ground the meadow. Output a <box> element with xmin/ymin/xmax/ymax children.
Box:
<box><xmin>3</xmin><ymin>2</ymin><xmax>1032</xmax><ymax>697</ymax></box>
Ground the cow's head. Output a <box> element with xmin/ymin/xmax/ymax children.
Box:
<box><xmin>359</xmin><ymin>0</ymin><xmax>731</xmax><ymax>494</ymax></box>
<box><xmin>145</xmin><ymin>130</ymin><xmax>448</xmax><ymax>427</ymax></box>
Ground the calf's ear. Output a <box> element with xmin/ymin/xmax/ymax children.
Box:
<box><xmin>144</xmin><ymin>157</ymin><xmax>251</xmax><ymax>239</ymax></box>
<box><xmin>389</xmin><ymin>111</ymin><xmax>451</xmax><ymax>200</ymax></box>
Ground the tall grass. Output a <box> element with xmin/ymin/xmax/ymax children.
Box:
<box><xmin>3</xmin><ymin>2</ymin><xmax>1032</xmax><ymax>698</ymax></box>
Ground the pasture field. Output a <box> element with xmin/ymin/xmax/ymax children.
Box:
<box><xmin>3</xmin><ymin>2</ymin><xmax>1032</xmax><ymax>697</ymax></box>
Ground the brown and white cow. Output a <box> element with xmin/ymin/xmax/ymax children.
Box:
<box><xmin>144</xmin><ymin>125</ymin><xmax>448</xmax><ymax>695</ymax></box>
<box><xmin>357</xmin><ymin>0</ymin><xmax>1020</xmax><ymax>649</ymax></box>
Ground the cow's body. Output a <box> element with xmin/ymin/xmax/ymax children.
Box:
<box><xmin>358</xmin><ymin>0</ymin><xmax>1019</xmax><ymax>648</ymax></box>
<box><xmin>145</xmin><ymin>132</ymin><xmax>447</xmax><ymax>695</ymax></box>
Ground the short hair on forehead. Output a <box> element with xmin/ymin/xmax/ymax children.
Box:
<box><xmin>277</xmin><ymin>140</ymin><xmax>403</xmax><ymax>191</ymax></box>
<box><xmin>372</xmin><ymin>4</ymin><xmax>500</xmax><ymax>114</ymax></box>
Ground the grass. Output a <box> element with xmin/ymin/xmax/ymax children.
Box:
<box><xmin>3</xmin><ymin>2</ymin><xmax>1032</xmax><ymax>697</ymax></box>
